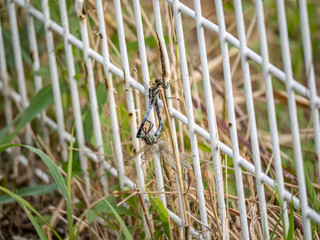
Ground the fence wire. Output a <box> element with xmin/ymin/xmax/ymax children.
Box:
<box><xmin>0</xmin><ymin>0</ymin><xmax>319</xmax><ymax>239</ymax></box>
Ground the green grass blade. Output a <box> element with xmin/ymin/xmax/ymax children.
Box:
<box><xmin>0</xmin><ymin>143</ymin><xmax>75</xmax><ymax>239</ymax></box>
<box><xmin>0</xmin><ymin>186</ymin><xmax>62</xmax><ymax>240</ymax></box>
<box><xmin>23</xmin><ymin>204</ymin><xmax>49</xmax><ymax>240</ymax></box>
<box><xmin>0</xmin><ymin>85</ymin><xmax>54</xmax><ymax>145</ymax></box>
<box><xmin>87</xmin><ymin>194</ymin><xmax>132</xmax><ymax>240</ymax></box>
<box><xmin>0</xmin><ymin>144</ymin><xmax>69</xmax><ymax>203</ymax></box>
<box><xmin>150</xmin><ymin>195</ymin><xmax>170</xmax><ymax>239</ymax></box>
<box><xmin>67</xmin><ymin>125</ymin><xmax>75</xmax><ymax>239</ymax></box>
<box><xmin>270</xmin><ymin>214</ymin><xmax>282</xmax><ymax>240</ymax></box>
<box><xmin>26</xmin><ymin>145</ymin><xmax>69</xmax><ymax>200</ymax></box>
<box><xmin>0</xmin><ymin>183</ymin><xmax>58</xmax><ymax>204</ymax></box>
<box><xmin>287</xmin><ymin>198</ymin><xmax>295</xmax><ymax>240</ymax></box>
<box><xmin>102</xmin><ymin>197</ymin><xmax>132</xmax><ymax>240</ymax></box>
<box><xmin>304</xmin><ymin>164</ymin><xmax>319</xmax><ymax>212</ymax></box>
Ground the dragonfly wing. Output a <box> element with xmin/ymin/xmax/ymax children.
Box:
<box><xmin>126</xmin><ymin>144</ymin><xmax>149</xmax><ymax>164</ymax></box>
<box><xmin>141</xmin><ymin>145</ymin><xmax>154</xmax><ymax>160</ymax></box>
<box><xmin>158</xmin><ymin>142</ymin><xmax>176</xmax><ymax>171</ymax></box>
<box><xmin>179</xmin><ymin>155</ymin><xmax>193</xmax><ymax>170</ymax></box>
<box><xmin>158</xmin><ymin>141</ymin><xmax>193</xmax><ymax>171</ymax></box>
<box><xmin>141</xmin><ymin>143</ymin><xmax>161</xmax><ymax>160</ymax></box>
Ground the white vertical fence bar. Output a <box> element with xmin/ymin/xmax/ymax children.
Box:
<box><xmin>25</xmin><ymin>0</ymin><xmax>43</xmax><ymax>93</ymax></box>
<box><xmin>7</xmin><ymin>0</ymin><xmax>32</xmax><ymax>144</ymax></box>
<box><xmin>132</xmin><ymin>0</ymin><xmax>166</xmax><ymax>205</ymax></box>
<box><xmin>41</xmin><ymin>0</ymin><xmax>67</xmax><ymax>159</ymax></box>
<box><xmin>273</xmin><ymin>0</ymin><xmax>312</xmax><ymax>238</ymax></box>
<box><xmin>213</xmin><ymin>0</ymin><xmax>250</xmax><ymax>238</ymax></box>
<box><xmin>58</xmin><ymin>0</ymin><xmax>89</xmax><ymax>195</ymax></box>
<box><xmin>193</xmin><ymin>0</ymin><xmax>229</xmax><ymax>238</ymax></box>
<box><xmin>172</xmin><ymin>0</ymin><xmax>209</xmax><ymax>238</ymax></box>
<box><xmin>252</xmin><ymin>0</ymin><xmax>291</xmax><ymax>236</ymax></box>
<box><xmin>95</xmin><ymin>0</ymin><xmax>126</xmax><ymax>189</ymax></box>
<box><xmin>233</xmin><ymin>0</ymin><xmax>270</xmax><ymax>238</ymax></box>
<box><xmin>113</xmin><ymin>0</ymin><xmax>152</xmax><ymax>236</ymax></box>
<box><xmin>297</xmin><ymin>0</ymin><xmax>320</xmax><ymax>184</ymax></box>
<box><xmin>75</xmin><ymin>0</ymin><xmax>107</xmax><ymax>197</ymax></box>
<box><xmin>0</xmin><ymin>21</ymin><xmax>13</xmax><ymax>126</ymax></box>
<box><xmin>25</xmin><ymin>0</ymin><xmax>49</xmax><ymax>146</ymax></box>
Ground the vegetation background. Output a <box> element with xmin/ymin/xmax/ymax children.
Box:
<box><xmin>0</xmin><ymin>0</ymin><xmax>319</xmax><ymax>239</ymax></box>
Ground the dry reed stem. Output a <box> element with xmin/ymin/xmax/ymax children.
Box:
<box><xmin>157</xmin><ymin>33</ymin><xmax>190</xmax><ymax>238</ymax></box>
<box><xmin>136</xmin><ymin>180</ymin><xmax>154</xmax><ymax>240</ymax></box>
<box><xmin>159</xmin><ymin>87</ymin><xmax>191</xmax><ymax>236</ymax></box>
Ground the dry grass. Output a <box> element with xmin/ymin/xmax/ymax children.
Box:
<box><xmin>0</xmin><ymin>0</ymin><xmax>319</xmax><ymax>239</ymax></box>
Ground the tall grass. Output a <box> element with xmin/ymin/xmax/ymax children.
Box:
<box><xmin>0</xmin><ymin>0</ymin><xmax>319</xmax><ymax>239</ymax></box>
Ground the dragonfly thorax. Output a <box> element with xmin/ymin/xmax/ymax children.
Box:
<box><xmin>142</xmin><ymin>134</ymin><xmax>157</xmax><ymax>145</ymax></box>
<box><xmin>148</xmin><ymin>78</ymin><xmax>163</xmax><ymax>101</ymax></box>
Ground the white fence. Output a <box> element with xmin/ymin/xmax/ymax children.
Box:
<box><xmin>0</xmin><ymin>0</ymin><xmax>319</xmax><ymax>239</ymax></box>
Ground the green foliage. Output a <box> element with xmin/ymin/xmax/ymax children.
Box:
<box><xmin>0</xmin><ymin>143</ymin><xmax>70</xmax><ymax>238</ymax></box>
<box><xmin>271</xmin><ymin>183</ymin><xmax>300</xmax><ymax>240</ymax></box>
<box><xmin>198</xmin><ymin>141</ymin><xmax>211</xmax><ymax>154</ymax></box>
<box><xmin>24</xmin><ymin>204</ymin><xmax>49</xmax><ymax>240</ymax></box>
<box><xmin>82</xmin><ymin>107</ymin><xmax>94</xmax><ymax>142</ymax></box>
<box><xmin>0</xmin><ymin>79</ymin><xmax>68</xmax><ymax>145</ymax></box>
<box><xmin>183</xmin><ymin>135</ymin><xmax>191</xmax><ymax>152</ymax></box>
<box><xmin>33</xmin><ymin>66</ymin><xmax>51</xmax><ymax>78</ymax></box>
<box><xmin>113</xmin><ymin>35</ymin><xmax>169</xmax><ymax>56</ymax></box>
<box><xmin>0</xmin><ymin>84</ymin><xmax>54</xmax><ymax>144</ymax></box>
<box><xmin>85</xmin><ymin>195</ymin><xmax>133</xmax><ymax>240</ymax></box>
<box><xmin>0</xmin><ymin>184</ymin><xmax>58</xmax><ymax>204</ymax></box>
<box><xmin>287</xmin><ymin>199</ymin><xmax>295</xmax><ymax>240</ymax></box>
<box><xmin>97</xmin><ymin>82</ymin><xmax>108</xmax><ymax>112</ymax></box>
<box><xmin>119</xmin><ymin>102</ymin><xmax>131</xmax><ymax>135</ymax></box>
<box><xmin>66</xmin><ymin>125</ymin><xmax>75</xmax><ymax>239</ymax></box>
<box><xmin>303</xmin><ymin>163</ymin><xmax>320</xmax><ymax>235</ymax></box>
<box><xmin>0</xmin><ymin>143</ymin><xmax>133</xmax><ymax>239</ymax></box>
<box><xmin>61</xmin><ymin>155</ymin><xmax>82</xmax><ymax>176</ymax></box>
<box><xmin>118</xmin><ymin>102</ymin><xmax>133</xmax><ymax>155</ymax></box>
<box><xmin>304</xmin><ymin>164</ymin><xmax>319</xmax><ymax>213</ymax></box>
<box><xmin>149</xmin><ymin>194</ymin><xmax>171</xmax><ymax>239</ymax></box>
<box><xmin>0</xmin><ymin>186</ymin><xmax>62</xmax><ymax>240</ymax></box>
<box><xmin>85</xmin><ymin>195</ymin><xmax>134</xmax><ymax>224</ymax></box>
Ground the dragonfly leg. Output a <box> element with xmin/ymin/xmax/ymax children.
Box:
<box><xmin>146</xmin><ymin>119</ymin><xmax>154</xmax><ymax>133</ymax></box>
<box><xmin>163</xmin><ymin>81</ymin><xmax>170</xmax><ymax>89</ymax></box>
<box><xmin>136</xmin><ymin>101</ymin><xmax>154</xmax><ymax>138</ymax></box>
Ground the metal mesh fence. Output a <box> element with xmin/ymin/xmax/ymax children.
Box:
<box><xmin>0</xmin><ymin>0</ymin><xmax>319</xmax><ymax>239</ymax></box>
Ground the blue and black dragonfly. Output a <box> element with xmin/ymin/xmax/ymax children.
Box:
<box><xmin>135</xmin><ymin>78</ymin><xmax>169</xmax><ymax>141</ymax></box>
<box><xmin>128</xmin><ymin>72</ymin><xmax>181</xmax><ymax>141</ymax></box>
<box><xmin>125</xmin><ymin>34</ymin><xmax>191</xmax><ymax>171</ymax></box>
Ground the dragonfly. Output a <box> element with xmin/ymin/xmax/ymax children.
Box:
<box><xmin>135</xmin><ymin>78</ymin><xmax>170</xmax><ymax>141</ymax></box>
<box><xmin>129</xmin><ymin>76</ymin><xmax>183</xmax><ymax>138</ymax></box>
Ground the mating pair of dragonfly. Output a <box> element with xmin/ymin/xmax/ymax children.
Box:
<box><xmin>125</xmin><ymin>78</ymin><xmax>191</xmax><ymax>172</ymax></box>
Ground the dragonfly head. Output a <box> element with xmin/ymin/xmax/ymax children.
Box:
<box><xmin>155</xmin><ymin>78</ymin><xmax>163</xmax><ymax>86</ymax></box>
